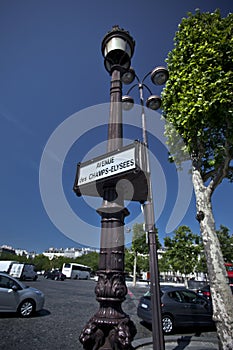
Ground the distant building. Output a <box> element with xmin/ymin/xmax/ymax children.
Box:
<box><xmin>0</xmin><ymin>245</ymin><xmax>16</xmax><ymax>255</ymax></box>
<box><xmin>0</xmin><ymin>245</ymin><xmax>36</xmax><ymax>259</ymax></box>
<box><xmin>42</xmin><ymin>247</ymin><xmax>99</xmax><ymax>260</ymax></box>
<box><xmin>43</xmin><ymin>247</ymin><xmax>65</xmax><ymax>260</ymax></box>
<box><xmin>15</xmin><ymin>249</ymin><xmax>36</xmax><ymax>259</ymax></box>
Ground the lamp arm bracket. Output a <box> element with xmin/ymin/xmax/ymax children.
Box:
<box><xmin>142</xmin><ymin>83</ymin><xmax>153</xmax><ymax>96</ymax></box>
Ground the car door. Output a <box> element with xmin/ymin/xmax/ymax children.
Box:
<box><xmin>179</xmin><ymin>290</ymin><xmax>213</xmax><ymax>326</ymax></box>
<box><xmin>165</xmin><ymin>290</ymin><xmax>195</xmax><ymax>326</ymax></box>
<box><xmin>0</xmin><ymin>275</ymin><xmax>20</xmax><ymax>312</ymax></box>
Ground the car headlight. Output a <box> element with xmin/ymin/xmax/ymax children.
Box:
<box><xmin>35</xmin><ymin>290</ymin><xmax>43</xmax><ymax>296</ymax></box>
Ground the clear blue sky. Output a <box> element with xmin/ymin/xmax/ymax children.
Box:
<box><xmin>0</xmin><ymin>0</ymin><xmax>232</xmax><ymax>253</ymax></box>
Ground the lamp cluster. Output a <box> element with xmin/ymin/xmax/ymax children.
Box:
<box><xmin>101</xmin><ymin>25</ymin><xmax>169</xmax><ymax>111</ymax></box>
<box><xmin>122</xmin><ymin>66</ymin><xmax>169</xmax><ymax>111</ymax></box>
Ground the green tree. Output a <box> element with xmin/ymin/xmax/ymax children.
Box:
<box><xmin>162</xmin><ymin>9</ymin><xmax>233</xmax><ymax>347</ymax></box>
<box><xmin>216</xmin><ymin>225</ymin><xmax>233</xmax><ymax>262</ymax></box>
<box><xmin>195</xmin><ymin>237</ymin><xmax>208</xmax><ymax>277</ymax></box>
<box><xmin>161</xmin><ymin>226</ymin><xmax>201</xmax><ymax>277</ymax></box>
<box><xmin>76</xmin><ymin>252</ymin><xmax>99</xmax><ymax>272</ymax></box>
<box><xmin>131</xmin><ymin>223</ymin><xmax>148</xmax><ymax>284</ymax></box>
<box><xmin>131</xmin><ymin>223</ymin><xmax>148</xmax><ymax>254</ymax></box>
<box><xmin>0</xmin><ymin>253</ymin><xmax>24</xmax><ymax>262</ymax></box>
<box><xmin>131</xmin><ymin>223</ymin><xmax>160</xmax><ymax>283</ymax></box>
<box><xmin>124</xmin><ymin>249</ymin><xmax>134</xmax><ymax>275</ymax></box>
<box><xmin>33</xmin><ymin>254</ymin><xmax>51</xmax><ymax>272</ymax></box>
<box><xmin>137</xmin><ymin>255</ymin><xmax>149</xmax><ymax>274</ymax></box>
<box><xmin>158</xmin><ymin>254</ymin><xmax>171</xmax><ymax>276</ymax></box>
<box><xmin>132</xmin><ymin>223</ymin><xmax>161</xmax><ymax>254</ymax></box>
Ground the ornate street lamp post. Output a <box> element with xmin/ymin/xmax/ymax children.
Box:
<box><xmin>79</xmin><ymin>26</ymin><xmax>137</xmax><ymax>350</ymax></box>
<box><xmin>76</xmin><ymin>25</ymin><xmax>168</xmax><ymax>350</ymax></box>
<box><xmin>122</xmin><ymin>66</ymin><xmax>169</xmax><ymax>350</ymax></box>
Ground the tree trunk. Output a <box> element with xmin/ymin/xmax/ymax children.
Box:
<box><xmin>133</xmin><ymin>252</ymin><xmax>137</xmax><ymax>287</ymax></box>
<box><xmin>192</xmin><ymin>166</ymin><xmax>233</xmax><ymax>350</ymax></box>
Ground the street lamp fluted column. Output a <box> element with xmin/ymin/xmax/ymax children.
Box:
<box><xmin>108</xmin><ymin>69</ymin><xmax>123</xmax><ymax>151</ymax></box>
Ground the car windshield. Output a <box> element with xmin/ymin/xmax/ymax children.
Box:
<box><xmin>144</xmin><ymin>290</ymin><xmax>150</xmax><ymax>297</ymax></box>
<box><xmin>143</xmin><ymin>290</ymin><xmax>164</xmax><ymax>298</ymax></box>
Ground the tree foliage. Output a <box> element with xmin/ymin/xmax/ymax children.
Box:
<box><xmin>162</xmin><ymin>9</ymin><xmax>233</xmax><ymax>186</ymax></box>
<box><xmin>131</xmin><ymin>223</ymin><xmax>161</xmax><ymax>254</ymax></box>
<box><xmin>216</xmin><ymin>225</ymin><xmax>233</xmax><ymax>262</ymax></box>
<box><xmin>161</xmin><ymin>9</ymin><xmax>233</xmax><ymax>348</ymax></box>
<box><xmin>75</xmin><ymin>252</ymin><xmax>99</xmax><ymax>272</ymax></box>
<box><xmin>124</xmin><ymin>249</ymin><xmax>134</xmax><ymax>274</ymax></box>
<box><xmin>131</xmin><ymin>223</ymin><xmax>148</xmax><ymax>255</ymax></box>
<box><xmin>160</xmin><ymin>226</ymin><xmax>201</xmax><ymax>276</ymax></box>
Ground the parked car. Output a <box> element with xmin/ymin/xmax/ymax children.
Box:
<box><xmin>137</xmin><ymin>285</ymin><xmax>214</xmax><ymax>334</ymax></box>
<box><xmin>9</xmin><ymin>263</ymin><xmax>38</xmax><ymax>281</ymax></box>
<box><xmin>44</xmin><ymin>269</ymin><xmax>66</xmax><ymax>281</ymax></box>
<box><xmin>197</xmin><ymin>284</ymin><xmax>233</xmax><ymax>300</ymax></box>
<box><xmin>197</xmin><ymin>285</ymin><xmax>211</xmax><ymax>299</ymax></box>
<box><xmin>0</xmin><ymin>272</ymin><xmax>45</xmax><ymax>317</ymax></box>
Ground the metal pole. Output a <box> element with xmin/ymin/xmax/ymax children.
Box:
<box><xmin>79</xmin><ymin>26</ymin><xmax>137</xmax><ymax>349</ymax></box>
<box><xmin>139</xmin><ymin>83</ymin><xmax>165</xmax><ymax>350</ymax></box>
<box><xmin>79</xmin><ymin>67</ymin><xmax>136</xmax><ymax>349</ymax></box>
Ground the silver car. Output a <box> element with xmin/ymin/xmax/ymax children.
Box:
<box><xmin>0</xmin><ymin>272</ymin><xmax>45</xmax><ymax>317</ymax></box>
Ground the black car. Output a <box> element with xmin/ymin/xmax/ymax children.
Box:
<box><xmin>44</xmin><ymin>270</ymin><xmax>66</xmax><ymax>281</ymax></box>
<box><xmin>197</xmin><ymin>284</ymin><xmax>233</xmax><ymax>300</ymax></box>
<box><xmin>137</xmin><ymin>286</ymin><xmax>214</xmax><ymax>334</ymax></box>
<box><xmin>197</xmin><ymin>285</ymin><xmax>211</xmax><ymax>299</ymax></box>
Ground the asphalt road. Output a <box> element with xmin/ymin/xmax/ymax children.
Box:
<box><xmin>0</xmin><ymin>277</ymin><xmax>216</xmax><ymax>350</ymax></box>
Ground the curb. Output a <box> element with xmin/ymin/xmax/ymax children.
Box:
<box><xmin>132</xmin><ymin>335</ymin><xmax>219</xmax><ymax>349</ymax></box>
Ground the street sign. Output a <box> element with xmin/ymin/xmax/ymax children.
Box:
<box><xmin>73</xmin><ymin>141</ymin><xmax>149</xmax><ymax>202</ymax></box>
<box><xmin>77</xmin><ymin>147</ymin><xmax>136</xmax><ymax>186</ymax></box>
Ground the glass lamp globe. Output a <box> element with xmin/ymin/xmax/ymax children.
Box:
<box><xmin>146</xmin><ymin>95</ymin><xmax>161</xmax><ymax>110</ymax></box>
<box><xmin>122</xmin><ymin>95</ymin><xmax>134</xmax><ymax>111</ymax></box>
<box><xmin>151</xmin><ymin>66</ymin><xmax>169</xmax><ymax>85</ymax></box>
<box><xmin>101</xmin><ymin>26</ymin><xmax>135</xmax><ymax>73</ymax></box>
<box><xmin>122</xmin><ymin>67</ymin><xmax>135</xmax><ymax>85</ymax></box>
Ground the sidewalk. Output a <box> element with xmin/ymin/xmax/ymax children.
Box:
<box><xmin>132</xmin><ymin>334</ymin><xmax>219</xmax><ymax>349</ymax></box>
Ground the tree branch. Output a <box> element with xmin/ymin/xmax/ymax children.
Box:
<box><xmin>208</xmin><ymin>137</ymin><xmax>232</xmax><ymax>194</ymax></box>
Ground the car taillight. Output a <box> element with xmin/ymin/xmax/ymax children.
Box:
<box><xmin>204</xmin><ymin>291</ymin><xmax>211</xmax><ymax>297</ymax></box>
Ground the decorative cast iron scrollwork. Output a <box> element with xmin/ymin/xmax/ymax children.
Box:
<box><xmin>95</xmin><ymin>272</ymin><xmax>127</xmax><ymax>300</ymax></box>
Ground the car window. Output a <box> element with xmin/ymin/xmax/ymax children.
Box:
<box><xmin>180</xmin><ymin>290</ymin><xmax>200</xmax><ymax>304</ymax></box>
<box><xmin>0</xmin><ymin>275</ymin><xmax>17</xmax><ymax>289</ymax></box>
<box><xmin>167</xmin><ymin>291</ymin><xmax>183</xmax><ymax>303</ymax></box>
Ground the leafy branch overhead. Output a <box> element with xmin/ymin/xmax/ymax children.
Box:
<box><xmin>162</xmin><ymin>9</ymin><xmax>233</xmax><ymax>189</ymax></box>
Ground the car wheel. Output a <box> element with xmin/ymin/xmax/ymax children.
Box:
<box><xmin>54</xmin><ymin>276</ymin><xmax>59</xmax><ymax>281</ymax></box>
<box><xmin>162</xmin><ymin>315</ymin><xmax>174</xmax><ymax>334</ymax></box>
<box><xmin>18</xmin><ymin>299</ymin><xmax>35</xmax><ymax>318</ymax></box>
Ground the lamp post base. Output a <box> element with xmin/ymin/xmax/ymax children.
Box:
<box><xmin>80</xmin><ymin>314</ymin><xmax>136</xmax><ymax>349</ymax></box>
<box><xmin>79</xmin><ymin>271</ymin><xmax>137</xmax><ymax>349</ymax></box>
<box><xmin>79</xmin><ymin>199</ymin><xmax>137</xmax><ymax>350</ymax></box>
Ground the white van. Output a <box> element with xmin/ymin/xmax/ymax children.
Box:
<box><xmin>0</xmin><ymin>260</ymin><xmax>18</xmax><ymax>273</ymax></box>
<box><xmin>9</xmin><ymin>263</ymin><xmax>38</xmax><ymax>281</ymax></box>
